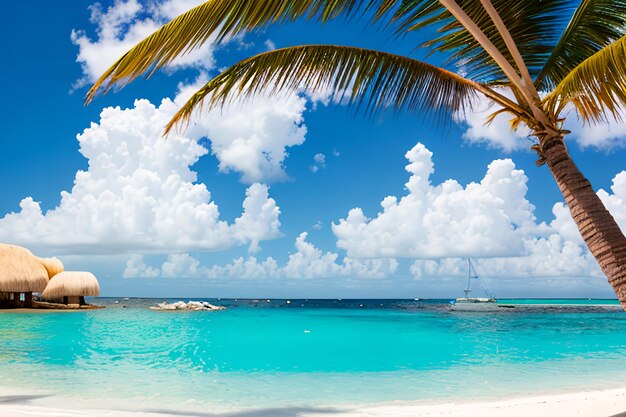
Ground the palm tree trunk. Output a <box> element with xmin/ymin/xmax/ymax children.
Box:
<box><xmin>542</xmin><ymin>135</ymin><xmax>626</xmax><ymax>309</ymax></box>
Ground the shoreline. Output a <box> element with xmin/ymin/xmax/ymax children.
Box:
<box><xmin>1</xmin><ymin>387</ymin><xmax>625</xmax><ymax>417</ymax></box>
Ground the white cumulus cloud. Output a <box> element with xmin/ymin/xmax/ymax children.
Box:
<box><xmin>410</xmin><ymin>235</ymin><xmax>600</xmax><ymax>280</ymax></box>
<box><xmin>455</xmin><ymin>91</ymin><xmax>531</xmax><ymax>152</ymax></box>
<box><xmin>565</xmin><ymin>112</ymin><xmax>626</xmax><ymax>150</ymax></box>
<box><xmin>180</xmin><ymin>77</ymin><xmax>309</xmax><ymax>183</ymax></box>
<box><xmin>332</xmin><ymin>143</ymin><xmax>538</xmax><ymax>259</ymax></box>
<box><xmin>0</xmin><ymin>96</ymin><xmax>281</xmax><ymax>255</ymax></box>
<box><xmin>71</xmin><ymin>0</ymin><xmax>214</xmax><ymax>89</ymax></box>
<box><xmin>124</xmin><ymin>232</ymin><xmax>398</xmax><ymax>279</ymax></box>
<box><xmin>119</xmin><ymin>138</ymin><xmax>625</xmax><ymax>282</ymax></box>
<box><xmin>71</xmin><ymin>0</ymin><xmax>340</xmax><ymax>184</ymax></box>
<box><xmin>310</xmin><ymin>153</ymin><xmax>326</xmax><ymax>173</ymax></box>
<box><xmin>125</xmin><ymin>254</ymin><xmax>161</xmax><ymax>278</ymax></box>
<box><xmin>455</xmin><ymin>88</ymin><xmax>626</xmax><ymax>151</ymax></box>
<box><xmin>328</xmin><ymin>142</ymin><xmax>624</xmax><ymax>280</ymax></box>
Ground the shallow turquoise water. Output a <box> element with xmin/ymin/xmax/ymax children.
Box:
<box><xmin>0</xmin><ymin>298</ymin><xmax>625</xmax><ymax>413</ymax></box>
<box><xmin>498</xmin><ymin>298</ymin><xmax>620</xmax><ymax>305</ymax></box>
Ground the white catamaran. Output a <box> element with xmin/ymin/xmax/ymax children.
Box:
<box><xmin>451</xmin><ymin>258</ymin><xmax>499</xmax><ymax>311</ymax></box>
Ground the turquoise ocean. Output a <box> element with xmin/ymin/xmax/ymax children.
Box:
<box><xmin>1</xmin><ymin>298</ymin><xmax>625</xmax><ymax>413</ymax></box>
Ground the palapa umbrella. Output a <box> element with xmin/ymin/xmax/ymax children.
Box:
<box><xmin>0</xmin><ymin>244</ymin><xmax>49</xmax><ymax>293</ymax></box>
<box><xmin>42</xmin><ymin>271</ymin><xmax>101</xmax><ymax>301</ymax></box>
<box><xmin>36</xmin><ymin>256</ymin><xmax>64</xmax><ymax>279</ymax></box>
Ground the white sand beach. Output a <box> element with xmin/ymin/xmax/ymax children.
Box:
<box><xmin>1</xmin><ymin>387</ymin><xmax>624</xmax><ymax>417</ymax></box>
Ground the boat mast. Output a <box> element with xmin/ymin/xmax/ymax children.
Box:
<box><xmin>464</xmin><ymin>257</ymin><xmax>472</xmax><ymax>297</ymax></box>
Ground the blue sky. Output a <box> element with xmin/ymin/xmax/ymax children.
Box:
<box><xmin>1</xmin><ymin>0</ymin><xmax>625</xmax><ymax>298</ymax></box>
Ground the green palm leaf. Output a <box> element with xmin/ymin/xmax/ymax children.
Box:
<box><xmin>394</xmin><ymin>0</ymin><xmax>570</xmax><ymax>83</ymax></box>
<box><xmin>535</xmin><ymin>0</ymin><xmax>626</xmax><ymax>91</ymax></box>
<box><xmin>84</xmin><ymin>0</ymin><xmax>571</xmax><ymax>103</ymax></box>
<box><xmin>544</xmin><ymin>34</ymin><xmax>626</xmax><ymax>123</ymax></box>
<box><xmin>84</xmin><ymin>0</ymin><xmax>407</xmax><ymax>104</ymax></box>
<box><xmin>164</xmin><ymin>44</ymin><xmax>522</xmax><ymax>135</ymax></box>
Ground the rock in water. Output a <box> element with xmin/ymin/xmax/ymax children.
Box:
<box><xmin>149</xmin><ymin>301</ymin><xmax>226</xmax><ymax>311</ymax></box>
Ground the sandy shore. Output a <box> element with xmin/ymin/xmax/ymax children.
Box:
<box><xmin>0</xmin><ymin>387</ymin><xmax>624</xmax><ymax>417</ymax></box>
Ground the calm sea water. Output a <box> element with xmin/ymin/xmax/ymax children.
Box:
<box><xmin>0</xmin><ymin>298</ymin><xmax>625</xmax><ymax>413</ymax></box>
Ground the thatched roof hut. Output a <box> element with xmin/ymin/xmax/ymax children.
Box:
<box><xmin>0</xmin><ymin>244</ymin><xmax>49</xmax><ymax>293</ymax></box>
<box><xmin>36</xmin><ymin>257</ymin><xmax>64</xmax><ymax>279</ymax></box>
<box><xmin>42</xmin><ymin>271</ymin><xmax>101</xmax><ymax>300</ymax></box>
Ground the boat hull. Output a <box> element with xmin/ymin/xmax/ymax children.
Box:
<box><xmin>451</xmin><ymin>304</ymin><xmax>500</xmax><ymax>312</ymax></box>
<box><xmin>451</xmin><ymin>298</ymin><xmax>500</xmax><ymax>312</ymax></box>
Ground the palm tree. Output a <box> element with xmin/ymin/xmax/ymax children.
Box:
<box><xmin>86</xmin><ymin>0</ymin><xmax>626</xmax><ymax>308</ymax></box>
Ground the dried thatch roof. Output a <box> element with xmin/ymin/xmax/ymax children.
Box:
<box><xmin>42</xmin><ymin>271</ymin><xmax>101</xmax><ymax>299</ymax></box>
<box><xmin>0</xmin><ymin>244</ymin><xmax>49</xmax><ymax>293</ymax></box>
<box><xmin>36</xmin><ymin>256</ymin><xmax>64</xmax><ymax>279</ymax></box>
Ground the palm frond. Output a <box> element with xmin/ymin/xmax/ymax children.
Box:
<box><xmin>392</xmin><ymin>0</ymin><xmax>570</xmax><ymax>83</ymax></box>
<box><xmin>535</xmin><ymin>0</ymin><xmax>626</xmax><ymax>91</ymax></box>
<box><xmin>164</xmin><ymin>44</ymin><xmax>524</xmax><ymax>135</ymax></box>
<box><xmin>544</xmin><ymin>35</ymin><xmax>626</xmax><ymax>123</ymax></box>
<box><xmin>85</xmin><ymin>0</ymin><xmax>411</xmax><ymax>103</ymax></box>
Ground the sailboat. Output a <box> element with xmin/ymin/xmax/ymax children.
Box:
<box><xmin>451</xmin><ymin>258</ymin><xmax>498</xmax><ymax>311</ymax></box>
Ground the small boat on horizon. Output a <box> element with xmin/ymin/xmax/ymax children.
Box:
<box><xmin>451</xmin><ymin>258</ymin><xmax>499</xmax><ymax>312</ymax></box>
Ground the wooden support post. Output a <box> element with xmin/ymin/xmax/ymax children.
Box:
<box><xmin>24</xmin><ymin>292</ymin><xmax>33</xmax><ymax>308</ymax></box>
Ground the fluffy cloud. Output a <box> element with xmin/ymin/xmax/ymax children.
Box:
<box><xmin>455</xmin><ymin>89</ymin><xmax>626</xmax><ymax>151</ymax></box>
<box><xmin>598</xmin><ymin>171</ymin><xmax>626</xmax><ymax>228</ymax></box>
<box><xmin>566</xmin><ymin>113</ymin><xmax>626</xmax><ymax>150</ymax></box>
<box><xmin>0</xmin><ymin>97</ymin><xmax>281</xmax><ymax>254</ymax></box>
<box><xmin>455</xmin><ymin>91</ymin><xmax>531</xmax><ymax>152</ymax></box>
<box><xmin>125</xmin><ymin>254</ymin><xmax>160</xmax><ymax>278</ymax></box>
<box><xmin>329</xmin><ymin>142</ymin><xmax>625</xmax><ymax>279</ymax></box>
<box><xmin>547</xmin><ymin>169</ymin><xmax>626</xmax><ymax>249</ymax></box>
<box><xmin>71</xmin><ymin>1</ymin><xmax>338</xmax><ymax>184</ymax></box>
<box><xmin>179</xmin><ymin>76</ymin><xmax>309</xmax><ymax>183</ymax></box>
<box><xmin>71</xmin><ymin>0</ymin><xmax>213</xmax><ymax>88</ymax></box>
<box><xmin>119</xmin><ymin>137</ymin><xmax>624</xmax><ymax>282</ymax></box>
<box><xmin>124</xmin><ymin>232</ymin><xmax>398</xmax><ymax>279</ymax></box>
<box><xmin>310</xmin><ymin>153</ymin><xmax>326</xmax><ymax>173</ymax></box>
<box><xmin>333</xmin><ymin>143</ymin><xmax>538</xmax><ymax>259</ymax></box>
<box><xmin>410</xmin><ymin>236</ymin><xmax>600</xmax><ymax>280</ymax></box>
<box><xmin>282</xmin><ymin>232</ymin><xmax>397</xmax><ymax>278</ymax></box>
<box><xmin>264</xmin><ymin>39</ymin><xmax>277</xmax><ymax>51</ymax></box>
<box><xmin>8</xmin><ymin>0</ymin><xmax>325</xmax><ymax>255</ymax></box>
